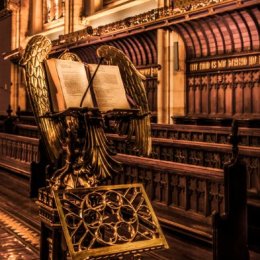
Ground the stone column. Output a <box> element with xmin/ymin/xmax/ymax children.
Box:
<box><xmin>30</xmin><ymin>0</ymin><xmax>43</xmax><ymax>34</ymax></box>
<box><xmin>7</xmin><ymin>1</ymin><xmax>31</xmax><ymax>113</ymax></box>
<box><xmin>0</xmin><ymin>13</ymin><xmax>12</xmax><ymax>114</ymax></box>
<box><xmin>157</xmin><ymin>29</ymin><xmax>170</xmax><ymax>124</ymax></box>
<box><xmin>157</xmin><ymin>29</ymin><xmax>186</xmax><ymax>124</ymax></box>
<box><xmin>158</xmin><ymin>0</ymin><xmax>171</xmax><ymax>8</ymax></box>
<box><xmin>8</xmin><ymin>1</ymin><xmax>21</xmax><ymax>113</ymax></box>
<box><xmin>64</xmin><ymin>0</ymin><xmax>70</xmax><ymax>34</ymax></box>
<box><xmin>170</xmin><ymin>31</ymin><xmax>186</xmax><ymax>118</ymax></box>
<box><xmin>65</xmin><ymin>0</ymin><xmax>85</xmax><ymax>34</ymax></box>
<box><xmin>86</xmin><ymin>0</ymin><xmax>103</xmax><ymax>16</ymax></box>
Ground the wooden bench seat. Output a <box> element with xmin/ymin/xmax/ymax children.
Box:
<box><xmin>0</xmin><ymin>132</ymin><xmax>44</xmax><ymax>196</ymax></box>
<box><xmin>0</xmin><ymin>128</ymin><xmax>249</xmax><ymax>258</ymax></box>
<box><xmin>112</xmin><ymin>153</ymin><xmax>223</xmax><ymax>241</ymax></box>
<box><xmin>14</xmin><ymin>123</ymin><xmax>39</xmax><ymax>138</ymax></box>
<box><xmin>2</xmin><ymin>115</ymin><xmax>260</xmax><ymax>147</ymax></box>
<box><xmin>113</xmin><ymin>153</ymin><xmax>248</xmax><ymax>259</ymax></box>
<box><xmin>108</xmin><ymin>133</ymin><xmax>260</xmax><ymax>200</ymax></box>
<box><xmin>0</xmin><ymin>133</ymin><xmax>39</xmax><ymax>176</ymax></box>
<box><xmin>151</xmin><ymin>123</ymin><xmax>260</xmax><ymax>147</ymax></box>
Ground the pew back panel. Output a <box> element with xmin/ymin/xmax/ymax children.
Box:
<box><xmin>0</xmin><ymin>133</ymin><xmax>39</xmax><ymax>177</ymax></box>
<box><xmin>151</xmin><ymin>123</ymin><xmax>260</xmax><ymax>147</ymax></box>
<box><xmin>112</xmin><ymin>153</ymin><xmax>224</xmax><ymax>241</ymax></box>
<box><xmin>108</xmin><ymin>134</ymin><xmax>260</xmax><ymax>198</ymax></box>
<box><xmin>112</xmin><ymin>151</ymin><xmax>248</xmax><ymax>259</ymax></box>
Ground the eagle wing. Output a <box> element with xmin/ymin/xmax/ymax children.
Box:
<box><xmin>96</xmin><ymin>45</ymin><xmax>152</xmax><ymax>156</ymax></box>
<box><xmin>20</xmin><ymin>35</ymin><xmax>64</xmax><ymax>162</ymax></box>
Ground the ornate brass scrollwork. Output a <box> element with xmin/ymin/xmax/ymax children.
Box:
<box><xmin>54</xmin><ymin>184</ymin><xmax>168</xmax><ymax>259</ymax></box>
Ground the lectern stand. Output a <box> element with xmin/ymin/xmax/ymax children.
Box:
<box><xmin>20</xmin><ymin>35</ymin><xmax>168</xmax><ymax>259</ymax></box>
<box><xmin>37</xmin><ymin>184</ymin><xmax>168</xmax><ymax>260</ymax></box>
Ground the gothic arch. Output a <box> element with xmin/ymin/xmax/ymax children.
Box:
<box><xmin>168</xmin><ymin>5</ymin><xmax>260</xmax><ymax>59</ymax></box>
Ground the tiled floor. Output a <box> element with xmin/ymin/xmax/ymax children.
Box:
<box><xmin>0</xmin><ymin>224</ymin><xmax>38</xmax><ymax>260</ymax></box>
<box><xmin>0</xmin><ymin>169</ymin><xmax>259</xmax><ymax>260</ymax></box>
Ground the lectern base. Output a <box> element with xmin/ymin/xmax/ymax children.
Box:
<box><xmin>37</xmin><ymin>184</ymin><xmax>168</xmax><ymax>259</ymax></box>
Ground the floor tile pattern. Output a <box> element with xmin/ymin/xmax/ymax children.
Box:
<box><xmin>0</xmin><ymin>222</ymin><xmax>38</xmax><ymax>260</ymax></box>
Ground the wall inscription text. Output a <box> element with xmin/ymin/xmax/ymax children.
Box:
<box><xmin>189</xmin><ymin>55</ymin><xmax>260</xmax><ymax>72</ymax></box>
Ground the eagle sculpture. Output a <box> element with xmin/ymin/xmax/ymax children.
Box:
<box><xmin>20</xmin><ymin>35</ymin><xmax>151</xmax><ymax>190</ymax></box>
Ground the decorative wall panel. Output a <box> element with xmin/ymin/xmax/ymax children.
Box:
<box><xmin>170</xmin><ymin>5</ymin><xmax>260</xmax><ymax>119</ymax></box>
<box><xmin>186</xmin><ymin>68</ymin><xmax>259</xmax><ymax>117</ymax></box>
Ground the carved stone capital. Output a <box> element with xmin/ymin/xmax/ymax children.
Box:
<box><xmin>7</xmin><ymin>0</ymin><xmax>20</xmax><ymax>11</ymax></box>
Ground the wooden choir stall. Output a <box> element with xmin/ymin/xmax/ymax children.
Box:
<box><xmin>12</xmin><ymin>32</ymin><xmax>249</xmax><ymax>259</ymax></box>
<box><xmin>0</xmin><ymin>0</ymin><xmax>259</xmax><ymax>259</ymax></box>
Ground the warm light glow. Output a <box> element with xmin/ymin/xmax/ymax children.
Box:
<box><xmin>83</xmin><ymin>0</ymin><xmax>157</xmax><ymax>27</ymax></box>
<box><xmin>54</xmin><ymin>0</ymin><xmax>59</xmax><ymax>19</ymax></box>
<box><xmin>46</xmin><ymin>0</ymin><xmax>51</xmax><ymax>22</ymax></box>
<box><xmin>45</xmin><ymin>0</ymin><xmax>65</xmax><ymax>23</ymax></box>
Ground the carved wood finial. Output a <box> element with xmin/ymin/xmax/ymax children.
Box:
<box><xmin>229</xmin><ymin>119</ymin><xmax>239</xmax><ymax>160</ymax></box>
<box><xmin>16</xmin><ymin>105</ymin><xmax>21</xmax><ymax>120</ymax></box>
<box><xmin>6</xmin><ymin>104</ymin><xmax>12</xmax><ymax>117</ymax></box>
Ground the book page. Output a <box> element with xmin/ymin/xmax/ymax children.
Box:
<box><xmin>88</xmin><ymin>64</ymin><xmax>130</xmax><ymax>112</ymax></box>
<box><xmin>55</xmin><ymin>59</ymin><xmax>93</xmax><ymax>109</ymax></box>
<box><xmin>45</xmin><ymin>59</ymin><xmax>93</xmax><ymax>111</ymax></box>
<box><xmin>45</xmin><ymin>59</ymin><xmax>66</xmax><ymax>112</ymax></box>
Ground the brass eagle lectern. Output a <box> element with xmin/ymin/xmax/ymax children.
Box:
<box><xmin>20</xmin><ymin>35</ymin><xmax>168</xmax><ymax>259</ymax></box>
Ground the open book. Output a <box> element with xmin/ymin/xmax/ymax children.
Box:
<box><xmin>45</xmin><ymin>58</ymin><xmax>130</xmax><ymax>112</ymax></box>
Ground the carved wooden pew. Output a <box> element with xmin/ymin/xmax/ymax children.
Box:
<box><xmin>108</xmin><ymin>133</ymin><xmax>260</xmax><ymax>199</ymax></box>
<box><xmin>151</xmin><ymin>123</ymin><xmax>260</xmax><ymax>147</ymax></box>
<box><xmin>7</xmin><ymin>118</ymin><xmax>260</xmax><ymax>202</ymax></box>
<box><xmin>108</xmin><ymin>131</ymin><xmax>260</xmax><ymax>248</ymax></box>
<box><xmin>0</xmin><ymin>112</ymin><xmax>38</xmax><ymax>137</ymax></box>
<box><xmin>0</xmin><ymin>119</ymin><xmax>250</xmax><ymax>257</ymax></box>
<box><xmin>1</xmin><ymin>116</ymin><xmax>259</xmax><ymax>201</ymax></box>
<box><xmin>112</xmin><ymin>152</ymin><xmax>248</xmax><ymax>259</ymax></box>
<box><xmin>14</xmin><ymin>123</ymin><xmax>39</xmax><ymax>138</ymax></box>
<box><xmin>1</xmin><ymin>121</ymin><xmax>259</xmax><ymax>202</ymax></box>
<box><xmin>4</xmin><ymin>114</ymin><xmax>260</xmax><ymax>147</ymax></box>
<box><xmin>0</xmin><ymin>132</ymin><xmax>45</xmax><ymax>197</ymax></box>
<box><xmin>112</xmin><ymin>153</ymin><xmax>223</xmax><ymax>241</ymax></box>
